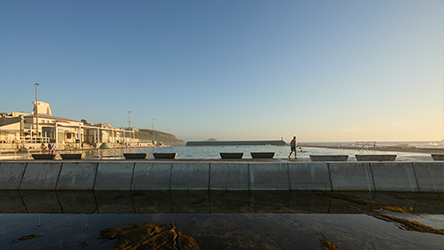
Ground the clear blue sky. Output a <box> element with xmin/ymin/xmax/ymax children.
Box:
<box><xmin>1</xmin><ymin>0</ymin><xmax>443</xmax><ymax>142</ymax></box>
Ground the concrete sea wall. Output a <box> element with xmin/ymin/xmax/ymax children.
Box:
<box><xmin>186</xmin><ymin>140</ymin><xmax>287</xmax><ymax>146</ymax></box>
<box><xmin>0</xmin><ymin>161</ymin><xmax>443</xmax><ymax>192</ymax></box>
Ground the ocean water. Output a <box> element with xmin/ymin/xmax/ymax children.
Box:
<box><xmin>147</xmin><ymin>144</ymin><xmax>434</xmax><ymax>160</ymax></box>
<box><xmin>1</xmin><ymin>142</ymin><xmax>438</xmax><ymax>161</ymax></box>
<box><xmin>300</xmin><ymin>141</ymin><xmax>444</xmax><ymax>149</ymax></box>
<box><xmin>12</xmin><ymin>144</ymin><xmax>421</xmax><ymax>162</ymax></box>
<box><xmin>89</xmin><ymin>143</ymin><xmax>435</xmax><ymax>161</ymax></box>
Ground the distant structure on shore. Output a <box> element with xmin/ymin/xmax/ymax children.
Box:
<box><xmin>186</xmin><ymin>140</ymin><xmax>287</xmax><ymax>146</ymax></box>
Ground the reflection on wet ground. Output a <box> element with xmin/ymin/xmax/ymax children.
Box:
<box><xmin>1</xmin><ymin>190</ymin><xmax>444</xmax><ymax>214</ymax></box>
<box><xmin>371</xmin><ymin>212</ymin><xmax>444</xmax><ymax>236</ymax></box>
<box><xmin>0</xmin><ymin>191</ymin><xmax>443</xmax><ymax>249</ymax></box>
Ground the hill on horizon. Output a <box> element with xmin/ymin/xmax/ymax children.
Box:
<box><xmin>134</xmin><ymin>128</ymin><xmax>184</xmax><ymax>145</ymax></box>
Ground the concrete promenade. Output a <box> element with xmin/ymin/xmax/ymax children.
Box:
<box><xmin>0</xmin><ymin>160</ymin><xmax>443</xmax><ymax>192</ymax></box>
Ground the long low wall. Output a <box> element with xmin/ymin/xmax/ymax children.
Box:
<box><xmin>0</xmin><ymin>161</ymin><xmax>443</xmax><ymax>192</ymax></box>
<box><xmin>186</xmin><ymin>140</ymin><xmax>287</xmax><ymax>146</ymax></box>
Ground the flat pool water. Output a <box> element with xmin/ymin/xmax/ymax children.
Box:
<box><xmin>1</xmin><ymin>191</ymin><xmax>443</xmax><ymax>249</ymax></box>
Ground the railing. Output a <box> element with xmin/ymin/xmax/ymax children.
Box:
<box><xmin>135</xmin><ymin>140</ymin><xmax>154</xmax><ymax>144</ymax></box>
<box><xmin>0</xmin><ymin>136</ymin><xmax>50</xmax><ymax>147</ymax></box>
<box><xmin>354</xmin><ymin>141</ymin><xmax>376</xmax><ymax>152</ymax></box>
<box><xmin>358</xmin><ymin>143</ymin><xmax>369</xmax><ymax>152</ymax></box>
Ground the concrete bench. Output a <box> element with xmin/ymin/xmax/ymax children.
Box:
<box><xmin>32</xmin><ymin>154</ymin><xmax>56</xmax><ymax>160</ymax></box>
<box><xmin>355</xmin><ymin>154</ymin><xmax>396</xmax><ymax>161</ymax></box>
<box><xmin>431</xmin><ymin>154</ymin><xmax>444</xmax><ymax>161</ymax></box>
<box><xmin>60</xmin><ymin>153</ymin><xmax>84</xmax><ymax>160</ymax></box>
<box><xmin>220</xmin><ymin>153</ymin><xmax>243</xmax><ymax>159</ymax></box>
<box><xmin>250</xmin><ymin>152</ymin><xmax>275</xmax><ymax>159</ymax></box>
<box><xmin>309</xmin><ymin>155</ymin><xmax>348</xmax><ymax>162</ymax></box>
<box><xmin>153</xmin><ymin>153</ymin><xmax>177</xmax><ymax>159</ymax></box>
<box><xmin>123</xmin><ymin>153</ymin><xmax>147</xmax><ymax>160</ymax></box>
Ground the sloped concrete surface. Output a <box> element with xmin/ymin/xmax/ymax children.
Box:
<box><xmin>56</xmin><ymin>162</ymin><xmax>98</xmax><ymax>190</ymax></box>
<box><xmin>412</xmin><ymin>162</ymin><xmax>444</xmax><ymax>192</ymax></box>
<box><xmin>0</xmin><ymin>160</ymin><xmax>442</xmax><ymax>192</ymax></box>
<box><xmin>249</xmin><ymin>163</ymin><xmax>289</xmax><ymax>190</ymax></box>
<box><xmin>371</xmin><ymin>162</ymin><xmax>419</xmax><ymax>192</ymax></box>
<box><xmin>132</xmin><ymin>162</ymin><xmax>171</xmax><ymax>190</ymax></box>
<box><xmin>209</xmin><ymin>162</ymin><xmax>249</xmax><ymax>190</ymax></box>
<box><xmin>20</xmin><ymin>162</ymin><xmax>62</xmax><ymax>190</ymax></box>
<box><xmin>329</xmin><ymin>162</ymin><xmax>374</xmax><ymax>191</ymax></box>
<box><xmin>0</xmin><ymin>162</ymin><xmax>27</xmax><ymax>190</ymax></box>
<box><xmin>170</xmin><ymin>162</ymin><xmax>210</xmax><ymax>190</ymax></box>
<box><xmin>94</xmin><ymin>162</ymin><xmax>135</xmax><ymax>190</ymax></box>
<box><xmin>288</xmin><ymin>162</ymin><xmax>331</xmax><ymax>191</ymax></box>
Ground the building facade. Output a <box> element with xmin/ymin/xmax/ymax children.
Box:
<box><xmin>0</xmin><ymin>102</ymin><xmax>135</xmax><ymax>152</ymax></box>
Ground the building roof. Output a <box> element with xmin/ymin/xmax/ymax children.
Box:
<box><xmin>24</xmin><ymin>114</ymin><xmax>81</xmax><ymax>123</ymax></box>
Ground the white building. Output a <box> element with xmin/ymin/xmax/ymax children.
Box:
<box><xmin>0</xmin><ymin>102</ymin><xmax>135</xmax><ymax>152</ymax></box>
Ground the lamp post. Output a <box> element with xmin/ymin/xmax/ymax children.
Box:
<box><xmin>152</xmin><ymin>118</ymin><xmax>155</xmax><ymax>146</ymax></box>
<box><xmin>128</xmin><ymin>111</ymin><xmax>131</xmax><ymax>131</ymax></box>
<box><xmin>34</xmin><ymin>83</ymin><xmax>39</xmax><ymax>139</ymax></box>
<box><xmin>128</xmin><ymin>111</ymin><xmax>131</xmax><ymax>146</ymax></box>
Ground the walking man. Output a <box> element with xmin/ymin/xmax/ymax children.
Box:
<box><xmin>289</xmin><ymin>136</ymin><xmax>297</xmax><ymax>159</ymax></box>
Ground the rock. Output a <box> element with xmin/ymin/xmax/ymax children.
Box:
<box><xmin>100</xmin><ymin>222</ymin><xmax>200</xmax><ymax>250</ymax></box>
<box><xmin>10</xmin><ymin>234</ymin><xmax>42</xmax><ymax>244</ymax></box>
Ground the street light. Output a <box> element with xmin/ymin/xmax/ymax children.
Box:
<box><xmin>128</xmin><ymin>111</ymin><xmax>131</xmax><ymax>130</ymax></box>
<box><xmin>152</xmin><ymin>118</ymin><xmax>155</xmax><ymax>146</ymax></box>
<box><xmin>34</xmin><ymin>83</ymin><xmax>39</xmax><ymax>138</ymax></box>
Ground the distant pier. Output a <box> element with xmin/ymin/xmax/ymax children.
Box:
<box><xmin>186</xmin><ymin>140</ymin><xmax>287</xmax><ymax>146</ymax></box>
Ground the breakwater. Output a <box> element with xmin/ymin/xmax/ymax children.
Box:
<box><xmin>186</xmin><ymin>140</ymin><xmax>287</xmax><ymax>146</ymax></box>
<box><xmin>0</xmin><ymin>160</ymin><xmax>443</xmax><ymax>192</ymax></box>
